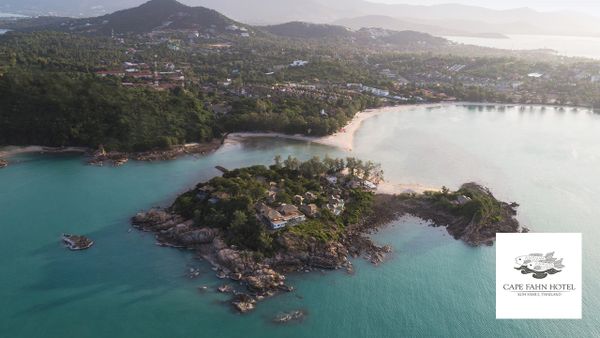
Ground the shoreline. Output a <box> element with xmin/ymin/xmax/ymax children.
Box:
<box><xmin>1</xmin><ymin>104</ymin><xmax>403</xmax><ymax>157</ymax></box>
<box><xmin>225</xmin><ymin>102</ymin><xmax>596</xmax><ymax>152</ymax></box>
<box><xmin>3</xmin><ymin>102</ymin><xmax>591</xmax><ymax>160</ymax></box>
<box><xmin>0</xmin><ymin>145</ymin><xmax>89</xmax><ymax>158</ymax></box>
<box><xmin>225</xmin><ymin>105</ymin><xmax>415</xmax><ymax>152</ymax></box>
<box><xmin>0</xmin><ymin>141</ymin><xmax>222</xmax><ymax>165</ymax></box>
<box><xmin>226</xmin><ymin>103</ymin><xmax>452</xmax><ymax>151</ymax></box>
<box><xmin>131</xmin><ymin>177</ymin><xmax>522</xmax><ymax>313</ymax></box>
<box><xmin>376</xmin><ymin>181</ymin><xmax>440</xmax><ymax>195</ymax></box>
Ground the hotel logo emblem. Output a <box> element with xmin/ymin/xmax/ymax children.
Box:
<box><xmin>514</xmin><ymin>252</ymin><xmax>564</xmax><ymax>279</ymax></box>
<box><xmin>496</xmin><ymin>233</ymin><xmax>582</xmax><ymax>319</ymax></box>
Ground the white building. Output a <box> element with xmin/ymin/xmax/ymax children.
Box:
<box><xmin>362</xmin><ymin>85</ymin><xmax>390</xmax><ymax>97</ymax></box>
<box><xmin>290</xmin><ymin>60</ymin><xmax>309</xmax><ymax>67</ymax></box>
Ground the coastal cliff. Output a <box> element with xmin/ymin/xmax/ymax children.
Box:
<box><xmin>131</xmin><ymin>157</ymin><xmax>524</xmax><ymax>312</ymax></box>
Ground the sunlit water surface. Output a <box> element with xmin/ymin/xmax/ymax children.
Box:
<box><xmin>446</xmin><ymin>34</ymin><xmax>600</xmax><ymax>60</ymax></box>
<box><xmin>1</xmin><ymin>104</ymin><xmax>599</xmax><ymax>337</ymax></box>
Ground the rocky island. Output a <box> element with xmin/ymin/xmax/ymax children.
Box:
<box><xmin>61</xmin><ymin>234</ymin><xmax>94</xmax><ymax>251</ymax></box>
<box><xmin>0</xmin><ymin>158</ymin><xmax>7</xmax><ymax>169</ymax></box>
<box><xmin>132</xmin><ymin>156</ymin><xmax>524</xmax><ymax>312</ymax></box>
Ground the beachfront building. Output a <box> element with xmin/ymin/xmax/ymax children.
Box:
<box><xmin>327</xmin><ymin>196</ymin><xmax>345</xmax><ymax>216</ymax></box>
<box><xmin>278</xmin><ymin>204</ymin><xmax>306</xmax><ymax>224</ymax></box>
<box><xmin>361</xmin><ymin>85</ymin><xmax>390</xmax><ymax>97</ymax></box>
<box><xmin>293</xmin><ymin>195</ymin><xmax>304</xmax><ymax>205</ymax></box>
<box><xmin>257</xmin><ymin>203</ymin><xmax>306</xmax><ymax>230</ymax></box>
<box><xmin>304</xmin><ymin>191</ymin><xmax>317</xmax><ymax>202</ymax></box>
<box><xmin>363</xmin><ymin>180</ymin><xmax>377</xmax><ymax>191</ymax></box>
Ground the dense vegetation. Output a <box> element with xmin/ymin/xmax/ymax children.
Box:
<box><xmin>2</xmin><ymin>0</ymin><xmax>600</xmax><ymax>151</ymax></box>
<box><xmin>0</xmin><ymin>31</ymin><xmax>382</xmax><ymax>149</ymax></box>
<box><xmin>0</xmin><ymin>32</ymin><xmax>127</xmax><ymax>71</ymax></box>
<box><xmin>172</xmin><ymin>156</ymin><xmax>381</xmax><ymax>255</ymax></box>
<box><xmin>0</xmin><ymin>69</ymin><xmax>215</xmax><ymax>151</ymax></box>
<box><xmin>424</xmin><ymin>184</ymin><xmax>511</xmax><ymax>224</ymax></box>
<box><xmin>220</xmin><ymin>95</ymin><xmax>376</xmax><ymax>136</ymax></box>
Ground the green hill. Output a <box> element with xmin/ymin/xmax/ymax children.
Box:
<box><xmin>14</xmin><ymin>0</ymin><xmax>251</xmax><ymax>36</ymax></box>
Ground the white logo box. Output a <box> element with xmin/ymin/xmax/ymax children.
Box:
<box><xmin>496</xmin><ymin>233</ymin><xmax>582</xmax><ymax>319</ymax></box>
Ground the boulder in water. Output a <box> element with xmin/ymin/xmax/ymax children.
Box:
<box><xmin>62</xmin><ymin>234</ymin><xmax>94</xmax><ymax>250</ymax></box>
<box><xmin>273</xmin><ymin>310</ymin><xmax>306</xmax><ymax>324</ymax></box>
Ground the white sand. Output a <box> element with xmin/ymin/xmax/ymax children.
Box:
<box><xmin>225</xmin><ymin>104</ymin><xmax>445</xmax><ymax>195</ymax></box>
<box><xmin>316</xmin><ymin>106</ymin><xmax>404</xmax><ymax>151</ymax></box>
<box><xmin>376</xmin><ymin>181</ymin><xmax>440</xmax><ymax>195</ymax></box>
<box><xmin>226</xmin><ymin>104</ymin><xmax>431</xmax><ymax>151</ymax></box>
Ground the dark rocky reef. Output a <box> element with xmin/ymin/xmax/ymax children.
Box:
<box><xmin>87</xmin><ymin>140</ymin><xmax>223</xmax><ymax>166</ymax></box>
<box><xmin>273</xmin><ymin>310</ymin><xmax>307</xmax><ymax>324</ymax></box>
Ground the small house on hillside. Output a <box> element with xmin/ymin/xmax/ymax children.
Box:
<box><xmin>256</xmin><ymin>203</ymin><xmax>305</xmax><ymax>230</ymax></box>
<box><xmin>300</xmin><ymin>204</ymin><xmax>319</xmax><ymax>218</ymax></box>
<box><xmin>290</xmin><ymin>60</ymin><xmax>309</xmax><ymax>67</ymax></box>
<box><xmin>327</xmin><ymin>196</ymin><xmax>345</xmax><ymax>216</ymax></box>
<box><xmin>277</xmin><ymin>204</ymin><xmax>306</xmax><ymax>226</ymax></box>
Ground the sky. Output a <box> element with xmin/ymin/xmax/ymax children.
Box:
<box><xmin>370</xmin><ymin>0</ymin><xmax>600</xmax><ymax>15</ymax></box>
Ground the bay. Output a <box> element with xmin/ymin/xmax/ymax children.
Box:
<box><xmin>446</xmin><ymin>34</ymin><xmax>600</xmax><ymax>60</ymax></box>
<box><xmin>1</xmin><ymin>104</ymin><xmax>599</xmax><ymax>337</ymax></box>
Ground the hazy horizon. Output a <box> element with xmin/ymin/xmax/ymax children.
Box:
<box><xmin>370</xmin><ymin>0</ymin><xmax>600</xmax><ymax>16</ymax></box>
<box><xmin>2</xmin><ymin>0</ymin><xmax>600</xmax><ymax>38</ymax></box>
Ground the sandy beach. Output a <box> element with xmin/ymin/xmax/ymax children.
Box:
<box><xmin>316</xmin><ymin>105</ymin><xmax>408</xmax><ymax>151</ymax></box>
<box><xmin>376</xmin><ymin>180</ymin><xmax>440</xmax><ymax>195</ymax></box>
<box><xmin>226</xmin><ymin>104</ymin><xmax>429</xmax><ymax>151</ymax></box>
<box><xmin>1</xmin><ymin>104</ymin><xmax>433</xmax><ymax>158</ymax></box>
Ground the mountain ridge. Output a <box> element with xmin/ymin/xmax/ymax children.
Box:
<box><xmin>2</xmin><ymin>0</ymin><xmax>449</xmax><ymax>52</ymax></box>
<box><xmin>2</xmin><ymin>0</ymin><xmax>599</xmax><ymax>37</ymax></box>
<box><xmin>9</xmin><ymin>0</ymin><xmax>249</xmax><ymax>36</ymax></box>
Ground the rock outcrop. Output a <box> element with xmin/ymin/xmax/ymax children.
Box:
<box><xmin>363</xmin><ymin>183</ymin><xmax>524</xmax><ymax>247</ymax></box>
<box><xmin>132</xmin><ymin>209</ymin><xmax>293</xmax><ymax>312</ymax></box>
<box><xmin>87</xmin><ymin>140</ymin><xmax>223</xmax><ymax>166</ymax></box>
<box><xmin>267</xmin><ymin>233</ymin><xmax>351</xmax><ymax>271</ymax></box>
<box><xmin>130</xmin><ymin>182</ymin><xmax>522</xmax><ymax>313</ymax></box>
<box><xmin>273</xmin><ymin>310</ymin><xmax>306</xmax><ymax>324</ymax></box>
<box><xmin>231</xmin><ymin>293</ymin><xmax>256</xmax><ymax>313</ymax></box>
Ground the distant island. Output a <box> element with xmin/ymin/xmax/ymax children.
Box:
<box><xmin>132</xmin><ymin>156</ymin><xmax>524</xmax><ymax>312</ymax></box>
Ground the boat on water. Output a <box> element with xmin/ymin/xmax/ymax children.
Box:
<box><xmin>61</xmin><ymin>234</ymin><xmax>94</xmax><ymax>250</ymax></box>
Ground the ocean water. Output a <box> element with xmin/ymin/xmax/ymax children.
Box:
<box><xmin>0</xmin><ymin>13</ymin><xmax>25</xmax><ymax>18</ymax></box>
<box><xmin>446</xmin><ymin>34</ymin><xmax>600</xmax><ymax>60</ymax></box>
<box><xmin>1</xmin><ymin>104</ymin><xmax>600</xmax><ymax>337</ymax></box>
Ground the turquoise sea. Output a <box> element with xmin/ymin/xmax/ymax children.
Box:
<box><xmin>1</xmin><ymin>104</ymin><xmax>599</xmax><ymax>337</ymax></box>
